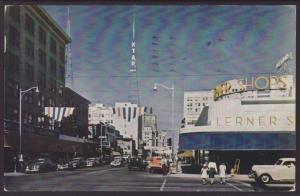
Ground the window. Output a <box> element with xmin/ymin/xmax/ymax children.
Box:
<box><xmin>59</xmin><ymin>46</ymin><xmax>65</xmax><ymax>63</ymax></box>
<box><xmin>9</xmin><ymin>25</ymin><xmax>20</xmax><ymax>48</ymax></box>
<box><xmin>25</xmin><ymin>39</ymin><xmax>34</xmax><ymax>59</ymax></box>
<box><xmin>25</xmin><ymin>14</ymin><xmax>34</xmax><ymax>35</ymax></box>
<box><xmin>6</xmin><ymin>52</ymin><xmax>19</xmax><ymax>73</ymax></box>
<box><xmin>50</xmin><ymin>79</ymin><xmax>56</xmax><ymax>93</ymax></box>
<box><xmin>9</xmin><ymin>6</ymin><xmax>20</xmax><ymax>23</ymax></box>
<box><xmin>25</xmin><ymin>63</ymin><xmax>34</xmax><ymax>81</ymax></box>
<box><xmin>50</xmin><ymin>37</ymin><xmax>56</xmax><ymax>55</ymax></box>
<box><xmin>38</xmin><ymin>49</ymin><xmax>46</xmax><ymax>69</ymax></box>
<box><xmin>50</xmin><ymin>58</ymin><xmax>56</xmax><ymax>75</ymax></box>
<box><xmin>38</xmin><ymin>71</ymin><xmax>46</xmax><ymax>89</ymax></box>
<box><xmin>39</xmin><ymin>27</ymin><xmax>46</xmax><ymax>45</ymax></box>
<box><xmin>59</xmin><ymin>66</ymin><xmax>65</xmax><ymax>81</ymax></box>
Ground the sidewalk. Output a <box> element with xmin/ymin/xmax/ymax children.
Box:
<box><xmin>4</xmin><ymin>172</ymin><xmax>27</xmax><ymax>177</ymax></box>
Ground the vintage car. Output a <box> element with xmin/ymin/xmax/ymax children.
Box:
<box><xmin>57</xmin><ymin>159</ymin><xmax>71</xmax><ymax>171</ymax></box>
<box><xmin>148</xmin><ymin>156</ymin><xmax>169</xmax><ymax>173</ymax></box>
<box><xmin>110</xmin><ymin>156</ymin><xmax>124</xmax><ymax>168</ymax></box>
<box><xmin>85</xmin><ymin>157</ymin><xmax>101</xmax><ymax>167</ymax></box>
<box><xmin>249</xmin><ymin>158</ymin><xmax>295</xmax><ymax>185</ymax></box>
<box><xmin>25</xmin><ymin>158</ymin><xmax>57</xmax><ymax>173</ymax></box>
<box><xmin>128</xmin><ymin>158</ymin><xmax>147</xmax><ymax>171</ymax></box>
<box><xmin>69</xmin><ymin>157</ymin><xmax>86</xmax><ymax>169</ymax></box>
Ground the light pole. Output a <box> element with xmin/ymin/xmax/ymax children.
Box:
<box><xmin>153</xmin><ymin>83</ymin><xmax>175</xmax><ymax>130</ymax></box>
<box><xmin>19</xmin><ymin>86</ymin><xmax>39</xmax><ymax>166</ymax></box>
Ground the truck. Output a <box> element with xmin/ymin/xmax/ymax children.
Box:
<box><xmin>248</xmin><ymin>158</ymin><xmax>295</xmax><ymax>185</ymax></box>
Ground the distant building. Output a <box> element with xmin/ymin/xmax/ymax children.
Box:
<box><xmin>138</xmin><ymin>114</ymin><xmax>158</xmax><ymax>148</ymax></box>
<box><xmin>88</xmin><ymin>103</ymin><xmax>113</xmax><ymax>125</ymax></box>
<box><xmin>117</xmin><ymin>138</ymin><xmax>135</xmax><ymax>157</ymax></box>
<box><xmin>183</xmin><ymin>91</ymin><xmax>213</xmax><ymax>127</ymax></box>
<box><xmin>157</xmin><ymin>130</ymin><xmax>179</xmax><ymax>155</ymax></box>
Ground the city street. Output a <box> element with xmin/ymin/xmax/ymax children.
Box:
<box><xmin>4</xmin><ymin>165</ymin><xmax>294</xmax><ymax>192</ymax></box>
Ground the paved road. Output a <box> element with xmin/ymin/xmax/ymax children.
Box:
<box><xmin>3</xmin><ymin>166</ymin><xmax>294</xmax><ymax>192</ymax></box>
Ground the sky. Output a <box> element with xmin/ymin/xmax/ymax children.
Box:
<box><xmin>43</xmin><ymin>5</ymin><xmax>296</xmax><ymax>131</ymax></box>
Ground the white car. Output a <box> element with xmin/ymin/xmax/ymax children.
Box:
<box><xmin>249</xmin><ymin>158</ymin><xmax>295</xmax><ymax>185</ymax></box>
<box><xmin>110</xmin><ymin>160</ymin><xmax>123</xmax><ymax>168</ymax></box>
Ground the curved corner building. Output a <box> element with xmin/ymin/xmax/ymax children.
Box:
<box><xmin>179</xmin><ymin>75</ymin><xmax>295</xmax><ymax>173</ymax></box>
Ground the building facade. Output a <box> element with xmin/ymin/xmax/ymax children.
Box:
<box><xmin>88</xmin><ymin>103</ymin><xmax>114</xmax><ymax>125</ymax></box>
<box><xmin>117</xmin><ymin>138</ymin><xmax>135</xmax><ymax>157</ymax></box>
<box><xmin>183</xmin><ymin>91</ymin><xmax>213</xmax><ymax>127</ymax></box>
<box><xmin>138</xmin><ymin>114</ymin><xmax>158</xmax><ymax>148</ymax></box>
<box><xmin>4</xmin><ymin>5</ymin><xmax>92</xmax><ymax>172</ymax></box>
<box><xmin>179</xmin><ymin>74</ymin><xmax>296</xmax><ymax>173</ymax></box>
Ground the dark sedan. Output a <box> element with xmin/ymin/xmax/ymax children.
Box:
<box><xmin>69</xmin><ymin>157</ymin><xmax>86</xmax><ymax>169</ymax></box>
<box><xmin>25</xmin><ymin>158</ymin><xmax>57</xmax><ymax>173</ymax></box>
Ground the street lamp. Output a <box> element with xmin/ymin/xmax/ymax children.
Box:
<box><xmin>19</xmin><ymin>86</ymin><xmax>39</xmax><ymax>167</ymax></box>
<box><xmin>153</xmin><ymin>83</ymin><xmax>175</xmax><ymax>130</ymax></box>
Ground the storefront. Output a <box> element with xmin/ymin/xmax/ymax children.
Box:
<box><xmin>180</xmin><ymin>75</ymin><xmax>296</xmax><ymax>174</ymax></box>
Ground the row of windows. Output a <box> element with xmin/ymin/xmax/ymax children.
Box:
<box><xmin>186</xmin><ymin>103</ymin><xmax>207</xmax><ymax>107</ymax></box>
<box><xmin>6</xmin><ymin>51</ymin><xmax>64</xmax><ymax>91</ymax></box>
<box><xmin>8</xmin><ymin>8</ymin><xmax>65</xmax><ymax>63</ymax></box>
<box><xmin>187</xmin><ymin>97</ymin><xmax>211</xmax><ymax>102</ymax></box>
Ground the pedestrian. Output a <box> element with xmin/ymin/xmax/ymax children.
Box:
<box><xmin>219</xmin><ymin>162</ymin><xmax>227</xmax><ymax>184</ymax></box>
<box><xmin>161</xmin><ymin>156</ymin><xmax>168</xmax><ymax>176</ymax></box>
<box><xmin>208</xmin><ymin>161</ymin><xmax>218</xmax><ymax>185</ymax></box>
<box><xmin>201</xmin><ymin>164</ymin><xmax>208</xmax><ymax>185</ymax></box>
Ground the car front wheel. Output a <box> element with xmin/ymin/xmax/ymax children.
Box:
<box><xmin>259</xmin><ymin>174</ymin><xmax>271</xmax><ymax>184</ymax></box>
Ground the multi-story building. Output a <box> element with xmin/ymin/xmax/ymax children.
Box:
<box><xmin>113</xmin><ymin>102</ymin><xmax>139</xmax><ymax>148</ymax></box>
<box><xmin>183</xmin><ymin>91</ymin><xmax>213</xmax><ymax>127</ymax></box>
<box><xmin>180</xmin><ymin>74</ymin><xmax>296</xmax><ymax>173</ymax></box>
<box><xmin>157</xmin><ymin>130</ymin><xmax>179</xmax><ymax>155</ymax></box>
<box><xmin>88</xmin><ymin>103</ymin><xmax>114</xmax><ymax>125</ymax></box>
<box><xmin>116</xmin><ymin>138</ymin><xmax>135</xmax><ymax>158</ymax></box>
<box><xmin>138</xmin><ymin>113</ymin><xmax>158</xmax><ymax>148</ymax></box>
<box><xmin>4</xmin><ymin>5</ymin><xmax>92</xmax><ymax>171</ymax></box>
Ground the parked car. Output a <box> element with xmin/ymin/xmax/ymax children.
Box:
<box><xmin>128</xmin><ymin>158</ymin><xmax>147</xmax><ymax>171</ymax></box>
<box><xmin>25</xmin><ymin>158</ymin><xmax>57</xmax><ymax>173</ymax></box>
<box><xmin>148</xmin><ymin>156</ymin><xmax>168</xmax><ymax>173</ymax></box>
<box><xmin>110</xmin><ymin>156</ymin><xmax>124</xmax><ymax>168</ymax></box>
<box><xmin>69</xmin><ymin>157</ymin><xmax>86</xmax><ymax>169</ymax></box>
<box><xmin>57</xmin><ymin>159</ymin><xmax>71</xmax><ymax>171</ymax></box>
<box><xmin>86</xmin><ymin>157</ymin><xmax>101</xmax><ymax>167</ymax></box>
<box><xmin>249</xmin><ymin>158</ymin><xmax>296</xmax><ymax>185</ymax></box>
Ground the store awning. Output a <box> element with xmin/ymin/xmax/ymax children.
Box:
<box><xmin>178</xmin><ymin>150</ymin><xmax>193</xmax><ymax>158</ymax></box>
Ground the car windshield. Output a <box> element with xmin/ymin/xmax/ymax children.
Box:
<box><xmin>275</xmin><ymin>160</ymin><xmax>283</xmax><ymax>165</ymax></box>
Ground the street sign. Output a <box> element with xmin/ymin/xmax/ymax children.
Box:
<box><xmin>98</xmin><ymin>136</ymin><xmax>107</xmax><ymax>139</ymax></box>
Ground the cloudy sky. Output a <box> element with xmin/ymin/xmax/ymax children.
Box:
<box><xmin>43</xmin><ymin>5</ymin><xmax>296</xmax><ymax>131</ymax></box>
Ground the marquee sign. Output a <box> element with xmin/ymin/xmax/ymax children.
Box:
<box><xmin>213</xmin><ymin>75</ymin><xmax>292</xmax><ymax>100</ymax></box>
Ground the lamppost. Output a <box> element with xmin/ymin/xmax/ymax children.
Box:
<box><xmin>19</xmin><ymin>86</ymin><xmax>39</xmax><ymax>168</ymax></box>
<box><xmin>153</xmin><ymin>83</ymin><xmax>175</xmax><ymax>130</ymax></box>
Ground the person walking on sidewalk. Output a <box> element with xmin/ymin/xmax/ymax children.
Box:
<box><xmin>200</xmin><ymin>164</ymin><xmax>209</xmax><ymax>185</ymax></box>
<box><xmin>161</xmin><ymin>156</ymin><xmax>168</xmax><ymax>176</ymax></box>
<box><xmin>219</xmin><ymin>162</ymin><xmax>227</xmax><ymax>184</ymax></box>
<box><xmin>208</xmin><ymin>161</ymin><xmax>218</xmax><ymax>185</ymax></box>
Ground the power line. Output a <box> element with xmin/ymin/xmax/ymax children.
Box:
<box><xmin>70</xmin><ymin>72</ymin><xmax>291</xmax><ymax>78</ymax></box>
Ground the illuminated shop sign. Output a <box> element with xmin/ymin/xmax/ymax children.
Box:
<box><xmin>213</xmin><ymin>75</ymin><xmax>292</xmax><ymax>100</ymax></box>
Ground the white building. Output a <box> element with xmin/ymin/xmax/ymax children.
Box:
<box><xmin>117</xmin><ymin>138</ymin><xmax>134</xmax><ymax>157</ymax></box>
<box><xmin>88</xmin><ymin>103</ymin><xmax>113</xmax><ymax>125</ymax></box>
<box><xmin>180</xmin><ymin>74</ymin><xmax>296</xmax><ymax>173</ymax></box>
<box><xmin>183</xmin><ymin>91</ymin><xmax>213</xmax><ymax>127</ymax></box>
